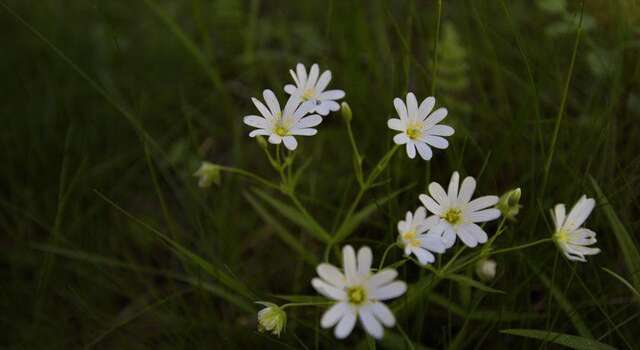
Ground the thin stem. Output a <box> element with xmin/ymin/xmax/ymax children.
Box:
<box><xmin>218</xmin><ymin>166</ymin><xmax>280</xmax><ymax>190</ymax></box>
<box><xmin>430</xmin><ymin>0</ymin><xmax>443</xmax><ymax>96</ymax></box>
<box><xmin>491</xmin><ymin>238</ymin><xmax>553</xmax><ymax>255</ymax></box>
<box><xmin>345</xmin><ymin>120</ymin><xmax>364</xmax><ymax>185</ymax></box>
<box><xmin>281</xmin><ymin>301</ymin><xmax>334</xmax><ymax>309</ymax></box>
<box><xmin>378</xmin><ymin>243</ymin><xmax>399</xmax><ymax>269</ymax></box>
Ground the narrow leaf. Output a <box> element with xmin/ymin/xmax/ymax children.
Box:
<box><xmin>501</xmin><ymin>329</ymin><xmax>616</xmax><ymax>350</ymax></box>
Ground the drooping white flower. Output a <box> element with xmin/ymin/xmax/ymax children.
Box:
<box><xmin>284</xmin><ymin>63</ymin><xmax>345</xmax><ymax>116</ymax></box>
<box><xmin>312</xmin><ymin>245</ymin><xmax>406</xmax><ymax>340</ymax></box>
<box><xmin>475</xmin><ymin>258</ymin><xmax>497</xmax><ymax>281</ymax></box>
<box><xmin>256</xmin><ymin>302</ymin><xmax>287</xmax><ymax>337</ymax></box>
<box><xmin>551</xmin><ymin>195</ymin><xmax>600</xmax><ymax>262</ymax></box>
<box><xmin>193</xmin><ymin>161</ymin><xmax>221</xmax><ymax>188</ymax></box>
<box><xmin>396</xmin><ymin>207</ymin><xmax>448</xmax><ymax>265</ymax></box>
<box><xmin>419</xmin><ymin>171</ymin><xmax>501</xmax><ymax>248</ymax></box>
<box><xmin>243</xmin><ymin>89</ymin><xmax>322</xmax><ymax>150</ymax></box>
<box><xmin>387</xmin><ymin>93</ymin><xmax>454</xmax><ymax>160</ymax></box>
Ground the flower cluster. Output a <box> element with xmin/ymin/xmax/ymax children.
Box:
<box><xmin>196</xmin><ymin>61</ymin><xmax>603</xmax><ymax>342</ymax></box>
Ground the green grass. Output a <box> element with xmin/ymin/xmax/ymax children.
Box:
<box><xmin>1</xmin><ymin>0</ymin><xmax>640</xmax><ymax>348</ymax></box>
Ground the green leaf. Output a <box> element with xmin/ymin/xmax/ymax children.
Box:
<box><xmin>333</xmin><ymin>183</ymin><xmax>414</xmax><ymax>243</ymax></box>
<box><xmin>590</xmin><ymin>176</ymin><xmax>640</xmax><ymax>292</ymax></box>
<box><xmin>500</xmin><ymin>329</ymin><xmax>616</xmax><ymax>350</ymax></box>
<box><xmin>253</xmin><ymin>188</ymin><xmax>331</xmax><ymax>243</ymax></box>
<box><xmin>442</xmin><ymin>273</ymin><xmax>505</xmax><ymax>294</ymax></box>
<box><xmin>601</xmin><ymin>267</ymin><xmax>640</xmax><ymax>303</ymax></box>
<box><xmin>243</xmin><ymin>192</ymin><xmax>317</xmax><ymax>266</ymax></box>
<box><xmin>427</xmin><ymin>293</ymin><xmax>541</xmax><ymax>321</ymax></box>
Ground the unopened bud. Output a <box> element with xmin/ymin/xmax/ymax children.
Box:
<box><xmin>341</xmin><ymin>102</ymin><xmax>352</xmax><ymax>122</ymax></box>
<box><xmin>497</xmin><ymin>188</ymin><xmax>522</xmax><ymax>221</ymax></box>
<box><xmin>476</xmin><ymin>258</ymin><xmax>497</xmax><ymax>281</ymax></box>
<box><xmin>193</xmin><ymin>161</ymin><xmax>221</xmax><ymax>188</ymax></box>
<box><xmin>256</xmin><ymin>135</ymin><xmax>268</xmax><ymax>150</ymax></box>
<box><xmin>256</xmin><ymin>302</ymin><xmax>286</xmax><ymax>337</ymax></box>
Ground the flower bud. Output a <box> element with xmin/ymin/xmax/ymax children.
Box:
<box><xmin>256</xmin><ymin>302</ymin><xmax>286</xmax><ymax>337</ymax></box>
<box><xmin>193</xmin><ymin>161</ymin><xmax>221</xmax><ymax>188</ymax></box>
<box><xmin>341</xmin><ymin>101</ymin><xmax>352</xmax><ymax>122</ymax></box>
<box><xmin>497</xmin><ymin>188</ymin><xmax>522</xmax><ymax>221</ymax></box>
<box><xmin>475</xmin><ymin>258</ymin><xmax>497</xmax><ymax>281</ymax></box>
<box><xmin>256</xmin><ymin>135</ymin><xmax>268</xmax><ymax>150</ymax></box>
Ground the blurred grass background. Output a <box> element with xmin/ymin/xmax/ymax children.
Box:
<box><xmin>1</xmin><ymin>0</ymin><xmax>640</xmax><ymax>348</ymax></box>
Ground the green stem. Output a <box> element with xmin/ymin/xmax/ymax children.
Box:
<box><xmin>345</xmin><ymin>120</ymin><xmax>364</xmax><ymax>185</ymax></box>
<box><xmin>378</xmin><ymin>243</ymin><xmax>399</xmax><ymax>269</ymax></box>
<box><xmin>281</xmin><ymin>301</ymin><xmax>334</xmax><ymax>309</ymax></box>
<box><xmin>490</xmin><ymin>238</ymin><xmax>553</xmax><ymax>256</ymax></box>
<box><xmin>218</xmin><ymin>166</ymin><xmax>280</xmax><ymax>191</ymax></box>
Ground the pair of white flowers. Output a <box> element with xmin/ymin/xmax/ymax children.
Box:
<box><xmin>243</xmin><ymin>63</ymin><xmax>345</xmax><ymax>151</ymax></box>
<box><xmin>243</xmin><ymin>64</ymin><xmax>456</xmax><ymax>161</ymax></box>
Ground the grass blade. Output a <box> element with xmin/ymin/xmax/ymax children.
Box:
<box><xmin>500</xmin><ymin>329</ymin><xmax>616</xmax><ymax>350</ymax></box>
<box><xmin>443</xmin><ymin>273</ymin><xmax>505</xmax><ymax>294</ymax></box>
<box><xmin>601</xmin><ymin>267</ymin><xmax>640</xmax><ymax>303</ymax></box>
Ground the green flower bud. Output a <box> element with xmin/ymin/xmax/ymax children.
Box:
<box><xmin>256</xmin><ymin>135</ymin><xmax>268</xmax><ymax>150</ymax></box>
<box><xmin>475</xmin><ymin>258</ymin><xmax>497</xmax><ymax>281</ymax></box>
<box><xmin>497</xmin><ymin>188</ymin><xmax>522</xmax><ymax>221</ymax></box>
<box><xmin>341</xmin><ymin>102</ymin><xmax>352</xmax><ymax>122</ymax></box>
<box><xmin>256</xmin><ymin>302</ymin><xmax>286</xmax><ymax>337</ymax></box>
<box><xmin>193</xmin><ymin>161</ymin><xmax>221</xmax><ymax>188</ymax></box>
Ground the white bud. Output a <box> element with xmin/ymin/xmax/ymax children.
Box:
<box><xmin>476</xmin><ymin>258</ymin><xmax>497</xmax><ymax>281</ymax></box>
<box><xmin>256</xmin><ymin>302</ymin><xmax>286</xmax><ymax>337</ymax></box>
<box><xmin>193</xmin><ymin>161</ymin><xmax>221</xmax><ymax>188</ymax></box>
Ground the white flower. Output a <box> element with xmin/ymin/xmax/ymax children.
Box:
<box><xmin>475</xmin><ymin>258</ymin><xmax>497</xmax><ymax>281</ymax></box>
<box><xmin>243</xmin><ymin>89</ymin><xmax>322</xmax><ymax>150</ymax></box>
<box><xmin>387</xmin><ymin>92</ymin><xmax>454</xmax><ymax>160</ymax></box>
<box><xmin>284</xmin><ymin>63</ymin><xmax>345</xmax><ymax>116</ymax></box>
<box><xmin>312</xmin><ymin>245</ymin><xmax>406</xmax><ymax>339</ymax></box>
<box><xmin>256</xmin><ymin>302</ymin><xmax>287</xmax><ymax>337</ymax></box>
<box><xmin>397</xmin><ymin>207</ymin><xmax>447</xmax><ymax>265</ymax></box>
<box><xmin>419</xmin><ymin>171</ymin><xmax>501</xmax><ymax>248</ymax></box>
<box><xmin>551</xmin><ymin>195</ymin><xmax>601</xmax><ymax>262</ymax></box>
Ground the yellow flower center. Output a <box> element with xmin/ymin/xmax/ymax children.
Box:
<box><xmin>554</xmin><ymin>229</ymin><xmax>569</xmax><ymax>243</ymax></box>
<box><xmin>301</xmin><ymin>88</ymin><xmax>315</xmax><ymax>101</ymax></box>
<box><xmin>406</xmin><ymin>122</ymin><xmax>423</xmax><ymax>140</ymax></box>
<box><xmin>442</xmin><ymin>208</ymin><xmax>463</xmax><ymax>225</ymax></box>
<box><xmin>275</xmin><ymin>125</ymin><xmax>288</xmax><ymax>136</ymax></box>
<box><xmin>401</xmin><ymin>230</ymin><xmax>421</xmax><ymax>247</ymax></box>
<box><xmin>347</xmin><ymin>286</ymin><xmax>367</xmax><ymax>305</ymax></box>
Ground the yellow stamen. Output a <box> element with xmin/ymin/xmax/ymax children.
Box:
<box><xmin>301</xmin><ymin>89</ymin><xmax>315</xmax><ymax>101</ymax></box>
<box><xmin>442</xmin><ymin>208</ymin><xmax>462</xmax><ymax>225</ymax></box>
<box><xmin>406</xmin><ymin>121</ymin><xmax>423</xmax><ymax>140</ymax></box>
<box><xmin>554</xmin><ymin>229</ymin><xmax>569</xmax><ymax>243</ymax></box>
<box><xmin>401</xmin><ymin>230</ymin><xmax>421</xmax><ymax>247</ymax></box>
<box><xmin>347</xmin><ymin>286</ymin><xmax>366</xmax><ymax>305</ymax></box>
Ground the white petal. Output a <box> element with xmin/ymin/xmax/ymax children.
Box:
<box><xmin>564</xmin><ymin>197</ymin><xmax>595</xmax><ymax>231</ymax></box>
<box><xmin>414</xmin><ymin>206</ymin><xmax>427</xmax><ymax>223</ymax></box>
<box><xmin>315</xmin><ymin>70</ymin><xmax>332</xmax><ymax>92</ymax></box>
<box><xmin>567</xmin><ymin>228</ymin><xmax>597</xmax><ymax>245</ymax></box>
<box><xmin>428</xmin><ymin>182</ymin><xmax>449</xmax><ymax>207</ymax></box>
<box><xmin>424</xmin><ymin>107</ymin><xmax>448</xmax><ymax>127</ymax></box>
<box><xmin>268</xmin><ymin>134</ymin><xmax>282</xmax><ymax>144</ymax></box>
<box><xmin>458</xmin><ymin>176</ymin><xmax>477</xmax><ymax>204</ymax></box>
<box><xmin>334</xmin><ymin>309</ymin><xmax>357</xmax><ymax>339</ymax></box>
<box><xmin>416</xmin><ymin>142</ymin><xmax>433</xmax><ymax>160</ymax></box>
<box><xmin>418</xmin><ymin>96</ymin><xmax>435</xmax><ymax>120</ymax></box>
<box><xmin>282</xmin><ymin>136</ymin><xmax>298</xmax><ymax>150</ymax></box>
<box><xmin>387</xmin><ymin>118</ymin><xmax>405</xmax><ymax>131</ymax></box>
<box><xmin>424</xmin><ymin>215</ymin><xmax>441</xmax><ymax>230</ymax></box>
<box><xmin>283</xmin><ymin>95</ymin><xmax>302</xmax><ymax>117</ymax></box>
<box><xmin>317</xmin><ymin>263</ymin><xmax>347</xmax><ymax>288</ymax></box>
<box><xmin>468</xmin><ymin>208</ymin><xmax>501</xmax><ymax>223</ymax></box>
<box><xmin>243</xmin><ymin>115</ymin><xmax>268</xmax><ymax>128</ymax></box>
<box><xmin>553</xmin><ymin>204</ymin><xmax>566</xmax><ymax>230</ymax></box>
<box><xmin>427</xmin><ymin>124</ymin><xmax>455</xmax><ymax>136</ymax></box>
<box><xmin>289</xmin><ymin>69</ymin><xmax>300</xmax><ymax>87</ymax></box>
<box><xmin>290</xmin><ymin>128</ymin><xmax>317</xmax><ymax>136</ymax></box>
<box><xmin>357</xmin><ymin>246</ymin><xmax>373</xmax><ymax>276</ymax></box>
<box><xmin>252</xmin><ymin>97</ymin><xmax>273</xmax><ymax>119</ymax></box>
<box><xmin>423</xmin><ymin>135</ymin><xmax>449</xmax><ymax>149</ymax></box>
<box><xmin>318</xmin><ymin>90</ymin><xmax>345</xmax><ymax>100</ymax></box>
<box><xmin>369</xmin><ymin>281</ymin><xmax>407</xmax><ymax>300</ymax></box>
<box><xmin>312</xmin><ymin>278</ymin><xmax>347</xmax><ymax>301</ymax></box>
<box><xmin>306</xmin><ymin>63</ymin><xmax>319</xmax><ymax>88</ymax></box>
<box><xmin>284</xmin><ymin>84</ymin><xmax>297</xmax><ymax>95</ymax></box>
<box><xmin>419</xmin><ymin>194</ymin><xmax>443</xmax><ymax>215</ymax></box>
<box><xmin>406</xmin><ymin>142</ymin><xmax>416</xmax><ymax>159</ymax></box>
<box><xmin>442</xmin><ymin>225</ymin><xmax>457</xmax><ymax>248</ymax></box>
<box><xmin>393</xmin><ymin>97</ymin><xmax>408</xmax><ymax>121</ymax></box>
<box><xmin>249</xmin><ymin>129</ymin><xmax>270</xmax><ymax>137</ymax></box>
<box><xmin>568</xmin><ymin>244</ymin><xmax>601</xmax><ymax>256</ymax></box>
<box><xmin>406</xmin><ymin>92</ymin><xmax>419</xmax><ymax>120</ymax></box>
<box><xmin>297</xmin><ymin>115</ymin><xmax>323</xmax><ymax>128</ymax></box>
<box><xmin>393</xmin><ymin>133</ymin><xmax>409</xmax><ymax>145</ymax></box>
<box><xmin>371</xmin><ymin>302</ymin><xmax>395</xmax><ymax>327</ymax></box>
<box><xmin>263</xmin><ymin>89</ymin><xmax>281</xmax><ymax>116</ymax></box>
<box><xmin>359</xmin><ymin>306</ymin><xmax>384</xmax><ymax>339</ymax></box>
<box><xmin>293</xmin><ymin>100</ymin><xmax>315</xmax><ymax>119</ymax></box>
<box><xmin>448</xmin><ymin>172</ymin><xmax>460</xmax><ymax>203</ymax></box>
<box><xmin>411</xmin><ymin>247</ymin><xmax>435</xmax><ymax>265</ymax></box>
<box><xmin>420</xmin><ymin>234</ymin><xmax>447</xmax><ymax>253</ymax></box>
<box><xmin>366</xmin><ymin>269</ymin><xmax>398</xmax><ymax>289</ymax></box>
<box><xmin>456</xmin><ymin>224</ymin><xmax>478</xmax><ymax>248</ymax></box>
<box><xmin>467</xmin><ymin>195</ymin><xmax>499</xmax><ymax>212</ymax></box>
<box><xmin>321</xmin><ymin>302</ymin><xmax>349</xmax><ymax>328</ymax></box>
<box><xmin>463</xmin><ymin>223</ymin><xmax>488</xmax><ymax>244</ymax></box>
<box><xmin>343</xmin><ymin>245</ymin><xmax>358</xmax><ymax>284</ymax></box>
<box><xmin>296</xmin><ymin>63</ymin><xmax>308</xmax><ymax>86</ymax></box>
<box><xmin>325</xmin><ymin>100</ymin><xmax>341</xmax><ymax>111</ymax></box>
<box><xmin>398</xmin><ymin>219</ymin><xmax>409</xmax><ymax>234</ymax></box>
